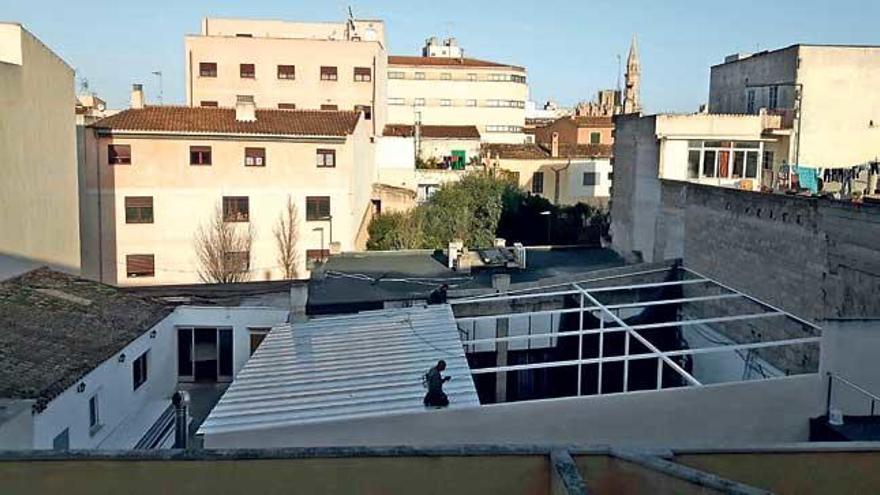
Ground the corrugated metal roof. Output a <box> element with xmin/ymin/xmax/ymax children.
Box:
<box><xmin>198</xmin><ymin>305</ymin><xmax>479</xmax><ymax>435</ymax></box>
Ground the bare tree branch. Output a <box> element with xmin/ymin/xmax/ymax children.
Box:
<box><xmin>274</xmin><ymin>195</ymin><xmax>302</xmax><ymax>279</ymax></box>
<box><xmin>195</xmin><ymin>205</ymin><xmax>255</xmax><ymax>284</ymax></box>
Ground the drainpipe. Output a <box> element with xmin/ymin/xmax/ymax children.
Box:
<box><xmin>551</xmin><ymin>159</ymin><xmax>572</xmax><ymax>205</ymax></box>
<box><xmin>94</xmin><ymin>128</ymin><xmax>104</xmax><ymax>283</ymax></box>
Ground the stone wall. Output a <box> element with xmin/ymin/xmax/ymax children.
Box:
<box><xmin>655</xmin><ymin>180</ymin><xmax>880</xmax><ymax>321</ymax></box>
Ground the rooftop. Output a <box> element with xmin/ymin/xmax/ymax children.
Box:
<box><xmin>383</xmin><ymin>124</ymin><xmax>481</xmax><ymax>139</ymax></box>
<box><xmin>0</xmin><ymin>268</ymin><xmax>173</xmax><ymax>410</ymax></box>
<box><xmin>199</xmin><ymin>305</ymin><xmax>479</xmax><ymax>436</ymax></box>
<box><xmin>572</xmin><ymin>116</ymin><xmax>614</xmax><ymax>128</ymax></box>
<box><xmin>91</xmin><ymin>106</ymin><xmax>360</xmax><ymax>137</ymax></box>
<box><xmin>388</xmin><ymin>55</ymin><xmax>524</xmax><ymax>71</ymax></box>
<box><xmin>483</xmin><ymin>143</ymin><xmax>613</xmax><ymax>160</ymax></box>
<box><xmin>308</xmin><ymin>247</ymin><xmax>624</xmax><ymax>314</ymax></box>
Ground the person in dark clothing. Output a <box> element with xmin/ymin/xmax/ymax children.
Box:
<box><xmin>423</xmin><ymin>360</ymin><xmax>451</xmax><ymax>408</ymax></box>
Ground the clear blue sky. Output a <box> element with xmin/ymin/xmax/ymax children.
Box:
<box><xmin>5</xmin><ymin>0</ymin><xmax>879</xmax><ymax>112</ymax></box>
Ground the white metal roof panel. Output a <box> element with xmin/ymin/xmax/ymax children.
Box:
<box><xmin>198</xmin><ymin>305</ymin><xmax>479</xmax><ymax>435</ymax></box>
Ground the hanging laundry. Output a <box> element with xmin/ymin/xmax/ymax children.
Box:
<box><xmin>794</xmin><ymin>165</ymin><xmax>819</xmax><ymax>193</ymax></box>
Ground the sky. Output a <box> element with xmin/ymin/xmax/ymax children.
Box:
<box><xmin>4</xmin><ymin>0</ymin><xmax>879</xmax><ymax>113</ymax></box>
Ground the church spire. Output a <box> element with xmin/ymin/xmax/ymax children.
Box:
<box><xmin>623</xmin><ymin>35</ymin><xmax>642</xmax><ymax>114</ymax></box>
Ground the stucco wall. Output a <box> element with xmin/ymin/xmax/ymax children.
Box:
<box><xmin>0</xmin><ymin>24</ymin><xmax>79</xmax><ymax>271</ymax></box>
<box><xmin>205</xmin><ymin>375</ymin><xmax>822</xmax><ymax>448</ymax></box>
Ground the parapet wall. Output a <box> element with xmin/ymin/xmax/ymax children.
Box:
<box><xmin>656</xmin><ymin>181</ymin><xmax>880</xmax><ymax>321</ymax></box>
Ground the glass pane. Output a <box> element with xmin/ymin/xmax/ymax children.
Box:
<box><xmin>177</xmin><ymin>328</ymin><xmax>192</xmax><ymax>377</ymax></box>
<box><xmin>218</xmin><ymin>329</ymin><xmax>233</xmax><ymax>377</ymax></box>
<box><xmin>746</xmin><ymin>152</ymin><xmax>759</xmax><ymax>178</ymax></box>
<box><xmin>687</xmin><ymin>150</ymin><xmax>700</xmax><ymax>179</ymax></box>
<box><xmin>732</xmin><ymin>151</ymin><xmax>745</xmax><ymax>178</ymax></box>
<box><xmin>687</xmin><ymin>140</ymin><xmax>703</xmax><ymax>149</ymax></box>
<box><xmin>703</xmin><ymin>151</ymin><xmax>716</xmax><ymax>177</ymax></box>
<box><xmin>734</xmin><ymin>142</ymin><xmax>759</xmax><ymax>149</ymax></box>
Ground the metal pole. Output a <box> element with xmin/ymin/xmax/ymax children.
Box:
<box><xmin>577</xmin><ymin>293</ymin><xmax>584</xmax><ymax>396</ymax></box>
<box><xmin>656</xmin><ymin>358</ymin><xmax>663</xmax><ymax>390</ymax></box>
<box><xmin>825</xmin><ymin>372</ymin><xmax>833</xmax><ymax>419</ymax></box>
<box><xmin>598</xmin><ymin>313</ymin><xmax>604</xmax><ymax>394</ymax></box>
<box><xmin>623</xmin><ymin>330</ymin><xmax>630</xmax><ymax>392</ymax></box>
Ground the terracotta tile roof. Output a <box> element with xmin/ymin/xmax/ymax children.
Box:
<box><xmin>91</xmin><ymin>106</ymin><xmax>360</xmax><ymax>136</ymax></box>
<box><xmin>572</xmin><ymin>116</ymin><xmax>614</xmax><ymax>128</ymax></box>
<box><xmin>388</xmin><ymin>55</ymin><xmax>524</xmax><ymax>71</ymax></box>
<box><xmin>483</xmin><ymin>143</ymin><xmax>612</xmax><ymax>160</ymax></box>
<box><xmin>0</xmin><ymin>268</ymin><xmax>173</xmax><ymax>411</ymax></box>
<box><xmin>383</xmin><ymin>124</ymin><xmax>481</xmax><ymax>139</ymax></box>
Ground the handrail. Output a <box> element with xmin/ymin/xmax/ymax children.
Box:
<box><xmin>826</xmin><ymin>371</ymin><xmax>880</xmax><ymax>418</ymax></box>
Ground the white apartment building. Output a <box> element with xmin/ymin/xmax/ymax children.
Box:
<box><xmin>0</xmin><ymin>23</ymin><xmax>80</xmax><ymax>272</ymax></box>
<box><xmin>387</xmin><ymin>37</ymin><xmax>529</xmax><ymax>144</ymax></box>
<box><xmin>81</xmin><ymin>89</ymin><xmax>374</xmax><ymax>286</ymax></box>
<box><xmin>185</xmin><ymin>17</ymin><xmax>387</xmax><ymax>135</ymax></box>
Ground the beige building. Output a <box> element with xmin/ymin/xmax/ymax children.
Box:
<box><xmin>484</xmin><ymin>138</ymin><xmax>613</xmax><ymax>206</ymax></box>
<box><xmin>387</xmin><ymin>37</ymin><xmax>528</xmax><ymax>144</ymax></box>
<box><xmin>0</xmin><ymin>23</ymin><xmax>80</xmax><ymax>272</ymax></box>
<box><xmin>709</xmin><ymin>44</ymin><xmax>880</xmax><ymax>170</ymax></box>
<box><xmin>185</xmin><ymin>17</ymin><xmax>387</xmax><ymax>135</ymax></box>
<box><xmin>534</xmin><ymin>116</ymin><xmax>614</xmax><ymax>146</ymax></box>
<box><xmin>81</xmin><ymin>90</ymin><xmax>373</xmax><ymax>286</ymax></box>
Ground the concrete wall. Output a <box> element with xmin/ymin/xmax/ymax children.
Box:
<box><xmin>0</xmin><ymin>24</ymin><xmax>80</xmax><ymax>271</ymax></box>
<box><xmin>205</xmin><ymin>374</ymin><xmax>822</xmax><ymax>449</ymax></box>
<box><xmin>387</xmin><ymin>63</ymin><xmax>527</xmax><ymax>144</ymax></box>
<box><xmin>708</xmin><ymin>46</ymin><xmax>799</xmax><ymax>115</ymax></box>
<box><xmin>81</xmin><ymin>118</ymin><xmax>373</xmax><ymax>285</ymax></box>
<box><xmin>820</xmin><ymin>319</ymin><xmax>880</xmax><ymax>414</ymax></box>
<box><xmin>0</xmin><ymin>402</ymin><xmax>34</xmax><ymax>450</ymax></box>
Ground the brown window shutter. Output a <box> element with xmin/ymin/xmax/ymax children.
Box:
<box><xmin>126</xmin><ymin>254</ymin><xmax>155</xmax><ymax>277</ymax></box>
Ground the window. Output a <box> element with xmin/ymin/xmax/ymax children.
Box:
<box><xmin>249</xmin><ymin>328</ymin><xmax>271</xmax><ymax>356</ymax></box>
<box><xmin>236</xmin><ymin>33</ymin><xmax>252</xmax><ymax>38</ymax></box>
<box><xmin>466</xmin><ymin>99</ymin><xmax>477</xmax><ymax>107</ymax></box>
<box><xmin>224</xmin><ymin>251</ymin><xmax>250</xmax><ymax>273</ymax></box>
<box><xmin>278</xmin><ymin>103</ymin><xmax>296</xmax><ymax>110</ymax></box>
<box><xmin>608</xmin><ymin>171</ymin><xmax>614</xmax><ymax>181</ymax></box>
<box><xmin>440</xmin><ymin>72</ymin><xmax>452</xmax><ymax>80</ymax></box>
<box><xmin>88</xmin><ymin>395</ymin><xmax>101</xmax><ymax>434</ymax></box>
<box><xmin>200</xmin><ymin>101</ymin><xmax>218</xmax><ymax>107</ymax></box>
<box><xmin>388</xmin><ymin>71</ymin><xmax>405</xmax><ymax>79</ymax></box>
<box><xmin>190</xmin><ymin>146</ymin><xmax>212</xmax><ymax>166</ymax></box>
<box><xmin>199</xmin><ymin>62</ymin><xmax>217</xmax><ymax>77</ymax></box>
<box><xmin>306</xmin><ymin>196</ymin><xmax>331</xmax><ymax>221</ymax></box>
<box><xmin>52</xmin><ymin>428</ymin><xmax>69</xmax><ymax>450</ymax></box>
<box><xmin>317</xmin><ymin>149</ymin><xmax>336</xmax><ymax>168</ymax></box>
<box><xmin>687</xmin><ymin>150</ymin><xmax>701</xmax><ymax>179</ymax></box>
<box><xmin>240</xmin><ymin>63</ymin><xmax>255</xmax><ymax>79</ymax></box>
<box><xmin>108</xmin><ymin>144</ymin><xmax>131</xmax><ymax>165</ymax></box>
<box><xmin>354</xmin><ymin>67</ymin><xmax>372</xmax><ymax>82</ymax></box>
<box><xmin>511</xmin><ymin>74</ymin><xmax>527</xmax><ymax>84</ymax></box>
<box><xmin>132</xmin><ymin>350</ymin><xmax>148</xmax><ymax>390</ymax></box>
<box><xmin>306</xmin><ymin>249</ymin><xmax>330</xmax><ymax>263</ymax></box>
<box><xmin>762</xmin><ymin>150</ymin><xmax>775</xmax><ymax>170</ymax></box>
<box><xmin>746</xmin><ymin>89</ymin><xmax>756</xmax><ymax>113</ymax></box>
<box><xmin>320</xmin><ymin>66</ymin><xmax>338</xmax><ymax>81</ymax></box>
<box><xmin>768</xmin><ymin>86</ymin><xmax>779</xmax><ymax>110</ymax></box>
<box><xmin>583</xmin><ymin>172</ymin><xmax>598</xmax><ymax>186</ymax></box>
<box><xmin>389</xmin><ymin>98</ymin><xmax>405</xmax><ymax>106</ymax></box>
<box><xmin>125</xmin><ymin>196</ymin><xmax>153</xmax><ymax>224</ymax></box>
<box><xmin>321</xmin><ymin>104</ymin><xmax>338</xmax><ymax>111</ymax></box>
<box><xmin>732</xmin><ymin>151</ymin><xmax>745</xmax><ymax>178</ymax></box>
<box><xmin>354</xmin><ymin>104</ymin><xmax>372</xmax><ymax>120</ymax></box>
<box><xmin>467</xmin><ymin>73</ymin><xmax>477</xmax><ymax>81</ymax></box>
<box><xmin>745</xmin><ymin>152</ymin><xmax>759</xmax><ymax>178</ymax></box>
<box><xmin>223</xmin><ymin>196</ymin><xmax>249</xmax><ymax>222</ymax></box>
<box><xmin>415</xmin><ymin>72</ymin><xmax>425</xmax><ymax>80</ymax></box>
<box><xmin>244</xmin><ymin>147</ymin><xmax>266</xmax><ymax>167</ymax></box>
<box><xmin>277</xmin><ymin>64</ymin><xmax>296</xmax><ymax>80</ymax></box>
<box><xmin>126</xmin><ymin>255</ymin><xmax>154</xmax><ymax>278</ymax></box>
<box><xmin>702</xmin><ymin>150</ymin><xmax>717</xmax><ymax>178</ymax></box>
<box><xmin>590</xmin><ymin>132</ymin><xmax>601</xmax><ymax>145</ymax></box>
<box><xmin>531</xmin><ymin>172</ymin><xmax>544</xmax><ymax>194</ymax></box>
<box><xmin>414</xmin><ymin>98</ymin><xmax>425</xmax><ymax>107</ymax></box>
<box><xmin>440</xmin><ymin>99</ymin><xmax>451</xmax><ymax>107</ymax></box>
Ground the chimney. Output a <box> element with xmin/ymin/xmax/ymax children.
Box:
<box><xmin>551</xmin><ymin>132</ymin><xmax>559</xmax><ymax>158</ymax></box>
<box><xmin>130</xmin><ymin>84</ymin><xmax>144</xmax><ymax>109</ymax></box>
<box><xmin>235</xmin><ymin>95</ymin><xmax>256</xmax><ymax>122</ymax></box>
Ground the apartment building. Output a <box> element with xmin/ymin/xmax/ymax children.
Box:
<box><xmin>387</xmin><ymin>37</ymin><xmax>528</xmax><ymax>144</ymax></box>
<box><xmin>185</xmin><ymin>17</ymin><xmax>387</xmax><ymax>134</ymax></box>
<box><xmin>709</xmin><ymin>44</ymin><xmax>880</xmax><ymax>171</ymax></box>
<box><xmin>0</xmin><ymin>23</ymin><xmax>80</xmax><ymax>272</ymax></box>
<box><xmin>81</xmin><ymin>89</ymin><xmax>373</xmax><ymax>286</ymax></box>
<box><xmin>534</xmin><ymin>116</ymin><xmax>614</xmax><ymax>146</ymax></box>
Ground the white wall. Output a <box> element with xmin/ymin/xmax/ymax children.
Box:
<box><xmin>376</xmin><ymin>136</ymin><xmax>415</xmax><ymax>169</ymax></box>
<box><xmin>32</xmin><ymin>316</ymin><xmax>178</xmax><ymax>450</ymax></box>
<box><xmin>170</xmin><ymin>306</ymin><xmax>289</xmax><ymax>378</ymax></box>
<box><xmin>205</xmin><ymin>374</ymin><xmax>823</xmax><ymax>449</ymax></box>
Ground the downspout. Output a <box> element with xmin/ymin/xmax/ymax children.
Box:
<box><xmin>551</xmin><ymin>159</ymin><xmax>572</xmax><ymax>205</ymax></box>
<box><xmin>93</xmin><ymin>129</ymin><xmax>104</xmax><ymax>283</ymax></box>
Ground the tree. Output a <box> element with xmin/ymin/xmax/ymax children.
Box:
<box><xmin>194</xmin><ymin>205</ymin><xmax>255</xmax><ymax>283</ymax></box>
<box><xmin>274</xmin><ymin>196</ymin><xmax>302</xmax><ymax>279</ymax></box>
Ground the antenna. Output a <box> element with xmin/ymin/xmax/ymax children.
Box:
<box><xmin>616</xmin><ymin>54</ymin><xmax>622</xmax><ymax>95</ymax></box>
<box><xmin>151</xmin><ymin>71</ymin><xmax>163</xmax><ymax>105</ymax></box>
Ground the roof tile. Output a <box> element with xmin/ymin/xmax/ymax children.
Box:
<box><xmin>383</xmin><ymin>124</ymin><xmax>480</xmax><ymax>139</ymax></box>
<box><xmin>388</xmin><ymin>55</ymin><xmax>524</xmax><ymax>71</ymax></box>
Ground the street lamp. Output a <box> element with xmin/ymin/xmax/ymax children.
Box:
<box><xmin>540</xmin><ymin>210</ymin><xmax>552</xmax><ymax>245</ymax></box>
<box><xmin>320</xmin><ymin>215</ymin><xmax>333</xmax><ymax>244</ymax></box>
